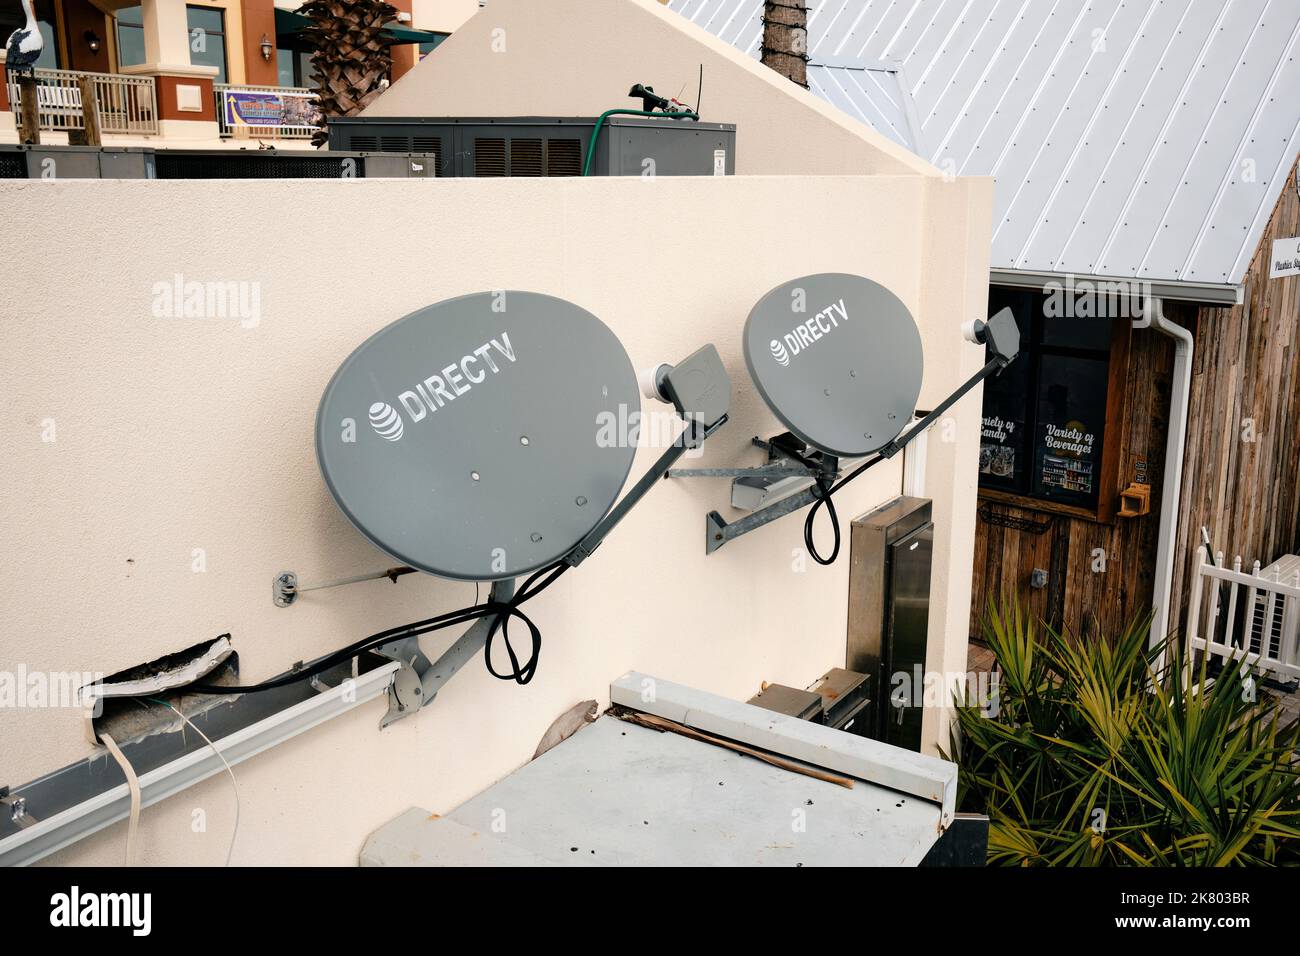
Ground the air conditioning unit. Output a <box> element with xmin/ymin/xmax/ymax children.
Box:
<box><xmin>326</xmin><ymin>116</ymin><xmax>736</xmax><ymax>177</ymax></box>
<box><xmin>1249</xmin><ymin>553</ymin><xmax>1300</xmax><ymax>660</ymax></box>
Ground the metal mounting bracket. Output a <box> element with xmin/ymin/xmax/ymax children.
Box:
<box><xmin>273</xmin><ymin>565</ymin><xmax>418</xmax><ymax>608</ymax></box>
<box><xmin>370</xmin><ymin>579</ymin><xmax>516</xmax><ymax>729</ymax></box>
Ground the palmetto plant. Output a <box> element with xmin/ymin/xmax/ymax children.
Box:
<box><xmin>300</xmin><ymin>0</ymin><xmax>398</xmax><ymax>147</ymax></box>
<box><xmin>948</xmin><ymin>603</ymin><xmax>1300</xmax><ymax>865</ymax></box>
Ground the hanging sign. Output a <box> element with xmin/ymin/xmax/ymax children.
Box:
<box><xmin>1270</xmin><ymin>236</ymin><xmax>1300</xmax><ymax>279</ymax></box>
<box><xmin>221</xmin><ymin>90</ymin><xmax>320</xmax><ymax>130</ymax></box>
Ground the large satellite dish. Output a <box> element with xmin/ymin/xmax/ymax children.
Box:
<box><xmin>316</xmin><ymin>291</ymin><xmax>640</xmax><ymax>581</ymax></box>
<box><xmin>743</xmin><ymin>273</ymin><xmax>924</xmax><ymax>459</ymax></box>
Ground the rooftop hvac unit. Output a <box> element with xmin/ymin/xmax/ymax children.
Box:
<box><xmin>327</xmin><ymin>116</ymin><xmax>736</xmax><ymax>177</ymax></box>
<box><xmin>151</xmin><ymin>149</ymin><xmax>435</xmax><ymax>179</ymax></box>
<box><xmin>1249</xmin><ymin>553</ymin><xmax>1300</xmax><ymax>661</ymax></box>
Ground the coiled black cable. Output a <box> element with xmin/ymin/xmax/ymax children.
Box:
<box><xmin>793</xmin><ymin>448</ymin><xmax>885</xmax><ymax>566</ymax></box>
<box><xmin>182</xmin><ymin>559</ymin><xmax>570</xmax><ymax>696</ymax></box>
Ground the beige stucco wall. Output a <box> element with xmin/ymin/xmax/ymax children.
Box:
<box><xmin>365</xmin><ymin>0</ymin><xmax>935</xmax><ymax>178</ymax></box>
<box><xmin>411</xmin><ymin>0</ymin><xmax>482</xmax><ymax>34</ymax></box>
<box><xmin>1</xmin><ymin>171</ymin><xmax>990</xmax><ymax>865</ymax></box>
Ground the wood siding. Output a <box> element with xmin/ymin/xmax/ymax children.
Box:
<box><xmin>1171</xmin><ymin>158</ymin><xmax>1300</xmax><ymax>638</ymax></box>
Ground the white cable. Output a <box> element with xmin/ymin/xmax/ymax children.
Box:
<box><xmin>155</xmin><ymin>699</ymin><xmax>241</xmax><ymax>867</ymax></box>
<box><xmin>99</xmin><ymin>733</ymin><xmax>140</xmax><ymax>867</ymax></box>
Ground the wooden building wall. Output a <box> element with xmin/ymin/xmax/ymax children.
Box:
<box><xmin>971</xmin><ymin>158</ymin><xmax>1300</xmax><ymax>645</ymax></box>
<box><xmin>1171</xmin><ymin>158</ymin><xmax>1300</xmax><ymax>638</ymax></box>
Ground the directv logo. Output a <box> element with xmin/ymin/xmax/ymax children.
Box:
<box><xmin>369</xmin><ymin>402</ymin><xmax>404</xmax><ymax>441</ymax></box>
<box><xmin>773</xmin><ymin>298</ymin><xmax>849</xmax><ymax>367</ymax></box>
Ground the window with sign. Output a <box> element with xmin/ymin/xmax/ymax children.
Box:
<box><xmin>978</xmin><ymin>286</ymin><xmax>1128</xmax><ymax>519</ymax></box>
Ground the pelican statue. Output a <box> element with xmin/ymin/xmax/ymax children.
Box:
<box><xmin>5</xmin><ymin>0</ymin><xmax>45</xmax><ymax>80</ymax></box>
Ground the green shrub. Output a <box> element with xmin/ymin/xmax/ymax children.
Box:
<box><xmin>947</xmin><ymin>603</ymin><xmax>1300</xmax><ymax>865</ymax></box>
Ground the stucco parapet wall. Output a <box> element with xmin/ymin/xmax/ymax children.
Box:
<box><xmin>362</xmin><ymin>0</ymin><xmax>940</xmax><ymax>178</ymax></box>
<box><xmin>1</xmin><ymin>171</ymin><xmax>991</xmax><ymax>864</ymax></box>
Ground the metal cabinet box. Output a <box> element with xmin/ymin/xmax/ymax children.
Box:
<box><xmin>23</xmin><ymin>145</ymin><xmax>103</xmax><ymax>179</ymax></box>
<box><xmin>846</xmin><ymin>496</ymin><xmax>934</xmax><ymax>751</ymax></box>
<box><xmin>98</xmin><ymin>147</ymin><xmax>156</xmax><ymax>179</ymax></box>
<box><xmin>328</xmin><ymin>116</ymin><xmax>736</xmax><ymax>177</ymax></box>
<box><xmin>361</xmin><ymin>152</ymin><xmax>437</xmax><ymax>178</ymax></box>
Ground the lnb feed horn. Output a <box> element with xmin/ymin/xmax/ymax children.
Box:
<box><xmin>313</xmin><ymin>291</ymin><xmax>730</xmax><ymax>726</ymax></box>
<box><xmin>669</xmin><ymin>273</ymin><xmax>1020</xmax><ymax>558</ymax></box>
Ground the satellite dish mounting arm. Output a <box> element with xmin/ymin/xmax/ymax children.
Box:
<box><xmin>372</xmin><ymin>578</ymin><xmax>517</xmax><ymax>728</ymax></box>
<box><xmin>568</xmin><ymin>343</ymin><xmax>731</xmax><ymax>567</ymax></box>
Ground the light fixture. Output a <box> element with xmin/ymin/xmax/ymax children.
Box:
<box><xmin>84</xmin><ymin>30</ymin><xmax>100</xmax><ymax>54</ymax></box>
<box><xmin>260</xmin><ymin>34</ymin><xmax>273</xmax><ymax>61</ymax></box>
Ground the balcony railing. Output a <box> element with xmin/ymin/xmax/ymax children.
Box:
<box><xmin>6</xmin><ymin>68</ymin><xmax>158</xmax><ymax>136</ymax></box>
<box><xmin>214</xmin><ymin>84</ymin><xmax>319</xmax><ymax>140</ymax></box>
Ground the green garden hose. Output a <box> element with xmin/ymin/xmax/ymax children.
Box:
<box><xmin>582</xmin><ymin>108</ymin><xmax>700</xmax><ymax>176</ymax></box>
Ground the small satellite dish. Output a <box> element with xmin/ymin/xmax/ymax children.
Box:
<box><xmin>316</xmin><ymin>291</ymin><xmax>640</xmax><ymax>581</ymax></box>
<box><xmin>743</xmin><ymin>273</ymin><xmax>923</xmax><ymax>459</ymax></box>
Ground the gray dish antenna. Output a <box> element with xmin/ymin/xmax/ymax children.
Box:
<box><xmin>316</xmin><ymin>291</ymin><xmax>641</xmax><ymax>582</ymax></box>
<box><xmin>743</xmin><ymin>273</ymin><xmax>924</xmax><ymax>458</ymax></box>
<box><xmin>311</xmin><ymin>290</ymin><xmax>732</xmax><ymax>726</ymax></box>
<box><xmin>671</xmin><ymin>274</ymin><xmax>1021</xmax><ymax>557</ymax></box>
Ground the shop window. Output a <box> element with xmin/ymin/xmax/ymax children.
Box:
<box><xmin>978</xmin><ymin>285</ymin><xmax>1129</xmax><ymax>520</ymax></box>
<box><xmin>186</xmin><ymin>4</ymin><xmax>228</xmax><ymax>84</ymax></box>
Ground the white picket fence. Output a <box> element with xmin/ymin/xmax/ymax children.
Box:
<box><xmin>1186</xmin><ymin>550</ymin><xmax>1300</xmax><ymax>682</ymax></box>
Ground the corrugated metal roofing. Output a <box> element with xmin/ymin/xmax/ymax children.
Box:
<box><xmin>670</xmin><ymin>0</ymin><xmax>1300</xmax><ymax>288</ymax></box>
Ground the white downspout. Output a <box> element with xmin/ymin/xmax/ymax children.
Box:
<box><xmin>1134</xmin><ymin>296</ymin><xmax>1193</xmax><ymax>649</ymax></box>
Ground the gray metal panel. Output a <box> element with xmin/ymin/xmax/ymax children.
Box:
<box><xmin>846</xmin><ymin>495</ymin><xmax>932</xmax><ymax>743</ymax></box>
<box><xmin>23</xmin><ymin>145</ymin><xmax>102</xmax><ymax>179</ymax></box>
<box><xmin>361</xmin><ymin>716</ymin><xmax>943</xmax><ymax>866</ymax></box>
<box><xmin>669</xmin><ymin>0</ymin><xmax>1300</xmax><ymax>289</ymax></box>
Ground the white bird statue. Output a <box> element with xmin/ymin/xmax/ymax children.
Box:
<box><xmin>5</xmin><ymin>0</ymin><xmax>45</xmax><ymax>80</ymax></box>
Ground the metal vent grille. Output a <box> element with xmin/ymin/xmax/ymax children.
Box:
<box><xmin>546</xmin><ymin>138</ymin><xmax>581</xmax><ymax>176</ymax></box>
<box><xmin>350</xmin><ymin>135</ymin><xmax>379</xmax><ymax>151</ymax></box>
<box><xmin>154</xmin><ymin>152</ymin><xmax>354</xmax><ymax>179</ymax></box>
<box><xmin>510</xmin><ymin>138</ymin><xmax>543</xmax><ymax>176</ymax></box>
<box><xmin>475</xmin><ymin>138</ymin><xmax>506</xmax><ymax>176</ymax></box>
<box><xmin>412</xmin><ymin>136</ymin><xmax>442</xmax><ymax>172</ymax></box>
<box><xmin>380</xmin><ymin>136</ymin><xmax>409</xmax><ymax>152</ymax></box>
<box><xmin>0</xmin><ymin>152</ymin><xmax>25</xmax><ymax>178</ymax></box>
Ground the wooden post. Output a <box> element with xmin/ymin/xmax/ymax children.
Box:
<box><xmin>69</xmin><ymin>74</ymin><xmax>102</xmax><ymax>147</ymax></box>
<box><xmin>17</xmin><ymin>74</ymin><xmax>40</xmax><ymax>145</ymax></box>
<box><xmin>761</xmin><ymin>1</ymin><xmax>809</xmax><ymax>88</ymax></box>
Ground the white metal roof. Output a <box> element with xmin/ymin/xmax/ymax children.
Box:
<box><xmin>670</xmin><ymin>0</ymin><xmax>1300</xmax><ymax>291</ymax></box>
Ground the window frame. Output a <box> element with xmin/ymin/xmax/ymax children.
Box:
<box><xmin>977</xmin><ymin>285</ymin><xmax>1131</xmax><ymax>524</ymax></box>
<box><xmin>185</xmin><ymin>4</ymin><xmax>229</xmax><ymax>85</ymax></box>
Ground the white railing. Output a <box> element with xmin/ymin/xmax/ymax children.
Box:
<box><xmin>214</xmin><ymin>84</ymin><xmax>318</xmax><ymax>140</ymax></box>
<box><xmin>1187</xmin><ymin>550</ymin><xmax>1300</xmax><ymax>682</ymax></box>
<box><xmin>6</xmin><ymin>67</ymin><xmax>158</xmax><ymax>135</ymax></box>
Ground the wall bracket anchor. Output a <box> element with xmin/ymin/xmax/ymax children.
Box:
<box><xmin>370</xmin><ymin>579</ymin><xmax>517</xmax><ymax>729</ymax></box>
<box><xmin>273</xmin><ymin>565</ymin><xmax>418</xmax><ymax>608</ymax></box>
